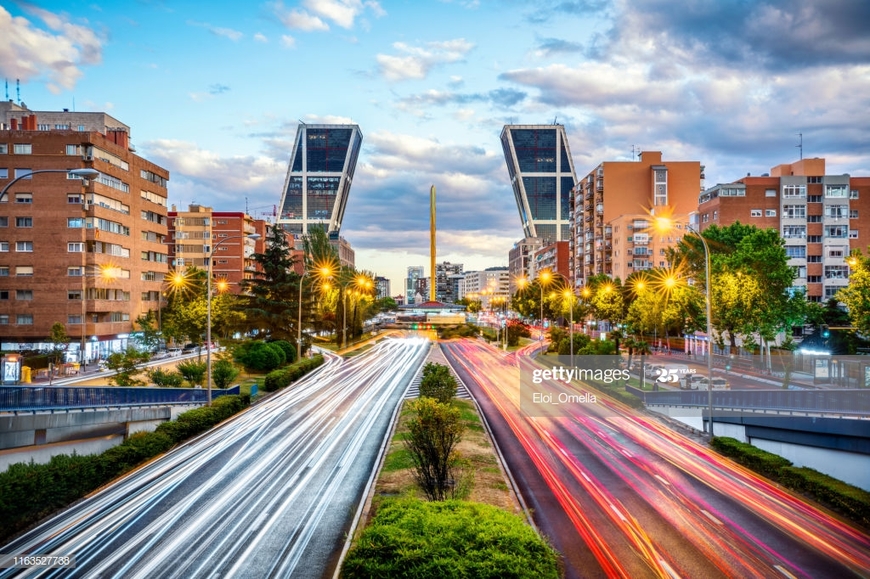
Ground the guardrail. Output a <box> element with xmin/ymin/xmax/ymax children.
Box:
<box><xmin>0</xmin><ymin>385</ymin><xmax>240</xmax><ymax>413</ymax></box>
<box><xmin>626</xmin><ymin>386</ymin><xmax>870</xmax><ymax>416</ymax></box>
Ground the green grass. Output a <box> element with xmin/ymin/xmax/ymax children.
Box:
<box><xmin>382</xmin><ymin>448</ymin><xmax>416</xmax><ymax>473</ymax></box>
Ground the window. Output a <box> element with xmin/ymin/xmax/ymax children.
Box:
<box><xmin>68</xmin><ymin>217</ymin><xmax>84</xmax><ymax>228</ymax></box>
<box><xmin>13</xmin><ymin>144</ymin><xmax>32</xmax><ymax>154</ymax></box>
<box><xmin>850</xmin><ymin>209</ymin><xmax>859</xmax><ymax>219</ymax></box>
<box><xmin>17</xmin><ymin>314</ymin><xmax>33</xmax><ymax>325</ymax></box>
<box><xmin>850</xmin><ymin>229</ymin><xmax>859</xmax><ymax>239</ymax></box>
<box><xmin>66</xmin><ymin>144</ymin><xmax>80</xmax><ymax>156</ymax></box>
<box><xmin>68</xmin><ymin>193</ymin><xmax>83</xmax><ymax>204</ymax></box>
<box><xmin>67</xmin><ymin>266</ymin><xmax>83</xmax><ymax>276</ymax></box>
<box><xmin>68</xmin><ymin>290</ymin><xmax>82</xmax><ymax>300</ymax></box>
<box><xmin>68</xmin><ymin>315</ymin><xmax>83</xmax><ymax>325</ymax></box>
<box><xmin>713</xmin><ymin>210</ymin><xmax>719</xmax><ymax>220</ymax></box>
<box><xmin>0</xmin><ymin>168</ymin><xmax>6</xmax><ymax>179</ymax></box>
<box><xmin>825</xmin><ymin>265</ymin><xmax>849</xmax><ymax>279</ymax></box>
<box><xmin>0</xmin><ymin>217</ymin><xmax>6</xmax><ymax>227</ymax></box>
<box><xmin>828</xmin><ymin>249</ymin><xmax>844</xmax><ymax>258</ymax></box>
<box><xmin>16</xmin><ymin>290</ymin><xmax>33</xmax><ymax>300</ymax></box>
<box><xmin>807</xmin><ymin>176</ymin><xmax>822</xmax><ymax>184</ymax></box>
<box><xmin>782</xmin><ymin>225</ymin><xmax>806</xmax><ymax>238</ymax></box>
<box><xmin>850</xmin><ymin>189</ymin><xmax>859</xmax><ymax>199</ymax></box>
<box><xmin>15</xmin><ymin>241</ymin><xmax>33</xmax><ymax>252</ymax></box>
<box><xmin>783</xmin><ymin>205</ymin><xmax>806</xmax><ymax>219</ymax></box>
<box><xmin>824</xmin><ymin>225</ymin><xmax>847</xmax><ymax>238</ymax></box>
<box><xmin>783</xmin><ymin>184</ymin><xmax>806</xmax><ymax>198</ymax></box>
<box><xmin>785</xmin><ymin>246</ymin><xmax>806</xmax><ymax>259</ymax></box>
<box><xmin>807</xmin><ymin>275</ymin><xmax>822</xmax><ymax>283</ymax></box>
<box><xmin>825</xmin><ymin>205</ymin><xmax>847</xmax><ymax>219</ymax></box>
<box><xmin>0</xmin><ymin>242</ymin><xmax>7</xmax><ymax>252</ymax></box>
<box><xmin>765</xmin><ymin>209</ymin><xmax>777</xmax><ymax>217</ymax></box>
<box><xmin>16</xmin><ymin>266</ymin><xmax>33</xmax><ymax>276</ymax></box>
<box><xmin>15</xmin><ymin>193</ymin><xmax>32</xmax><ymax>203</ymax></box>
<box><xmin>0</xmin><ymin>266</ymin><xmax>8</xmax><ymax>276</ymax></box>
<box><xmin>0</xmin><ymin>315</ymin><xmax>7</xmax><ymax>325</ymax></box>
<box><xmin>808</xmin><ymin>195</ymin><xmax>822</xmax><ymax>203</ymax></box>
<box><xmin>37</xmin><ymin>124</ymin><xmax>49</xmax><ymax>131</ymax></box>
<box><xmin>14</xmin><ymin>168</ymin><xmax>31</xmax><ymax>179</ymax></box>
<box><xmin>765</xmin><ymin>189</ymin><xmax>777</xmax><ymax>197</ymax></box>
<box><xmin>750</xmin><ymin>209</ymin><xmax>762</xmax><ymax>217</ymax></box>
<box><xmin>792</xmin><ymin>266</ymin><xmax>806</xmax><ymax>278</ymax></box>
<box><xmin>807</xmin><ymin>235</ymin><xmax>822</xmax><ymax>243</ymax></box>
<box><xmin>0</xmin><ymin>290</ymin><xmax>7</xmax><ymax>299</ymax></box>
<box><xmin>807</xmin><ymin>255</ymin><xmax>822</xmax><ymax>263</ymax></box>
<box><xmin>825</xmin><ymin>184</ymin><xmax>848</xmax><ymax>198</ymax></box>
<box><xmin>15</xmin><ymin>217</ymin><xmax>32</xmax><ymax>227</ymax></box>
<box><xmin>807</xmin><ymin>215</ymin><xmax>822</xmax><ymax>222</ymax></box>
<box><xmin>0</xmin><ymin>144</ymin><xmax>6</xmax><ymax>153</ymax></box>
<box><xmin>68</xmin><ymin>242</ymin><xmax>84</xmax><ymax>252</ymax></box>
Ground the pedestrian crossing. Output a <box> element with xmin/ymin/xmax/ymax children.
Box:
<box><xmin>404</xmin><ymin>366</ymin><xmax>471</xmax><ymax>400</ymax></box>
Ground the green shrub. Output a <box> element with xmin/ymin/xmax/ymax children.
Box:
<box><xmin>234</xmin><ymin>341</ymin><xmax>285</xmax><ymax>372</ymax></box>
<box><xmin>149</xmin><ymin>368</ymin><xmax>185</xmax><ymax>387</ymax></box>
<box><xmin>779</xmin><ymin>466</ymin><xmax>870</xmax><ymax>528</ymax></box>
<box><xmin>176</xmin><ymin>360</ymin><xmax>207</xmax><ymax>386</ymax></box>
<box><xmin>263</xmin><ymin>355</ymin><xmax>324</xmax><ymax>392</ymax></box>
<box><xmin>211</xmin><ymin>359</ymin><xmax>240</xmax><ymax>389</ymax></box>
<box><xmin>419</xmin><ymin>362</ymin><xmax>458</xmax><ymax>403</ymax></box>
<box><xmin>100</xmin><ymin>431</ymin><xmax>174</xmax><ymax>476</ymax></box>
<box><xmin>268</xmin><ymin>340</ymin><xmax>297</xmax><ymax>364</ymax></box>
<box><xmin>404</xmin><ymin>397</ymin><xmax>464</xmax><ymax>501</ymax></box>
<box><xmin>710</xmin><ymin>437</ymin><xmax>792</xmax><ymax>480</ymax></box>
<box><xmin>342</xmin><ymin>498</ymin><xmax>560</xmax><ymax>579</ymax></box>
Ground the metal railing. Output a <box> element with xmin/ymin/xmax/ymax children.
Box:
<box><xmin>0</xmin><ymin>385</ymin><xmax>241</xmax><ymax>413</ymax></box>
<box><xmin>626</xmin><ymin>386</ymin><xmax>870</xmax><ymax>416</ymax></box>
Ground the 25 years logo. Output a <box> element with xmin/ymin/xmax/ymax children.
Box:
<box><xmin>655</xmin><ymin>367</ymin><xmax>681</xmax><ymax>383</ymax></box>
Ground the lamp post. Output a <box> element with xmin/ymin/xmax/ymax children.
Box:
<box><xmin>563</xmin><ymin>289</ymin><xmax>575</xmax><ymax>368</ymax></box>
<box><xmin>538</xmin><ymin>270</ymin><xmax>552</xmax><ymax>352</ymax></box>
<box><xmin>206</xmin><ymin>232</ymin><xmax>260</xmax><ymax>405</ymax></box>
<box><xmin>297</xmin><ymin>264</ymin><xmax>333</xmax><ymax>360</ymax></box>
<box><xmin>1</xmin><ymin>168</ymin><xmax>100</xmax><ymax>367</ymax></box>
<box><xmin>655</xmin><ymin>216</ymin><xmax>714</xmax><ymax>435</ymax></box>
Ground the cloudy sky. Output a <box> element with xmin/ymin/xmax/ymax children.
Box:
<box><xmin>2</xmin><ymin>0</ymin><xmax>869</xmax><ymax>292</ymax></box>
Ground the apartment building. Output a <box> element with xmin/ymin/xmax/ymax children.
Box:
<box><xmin>508</xmin><ymin>236</ymin><xmax>543</xmax><ymax>294</ymax></box>
<box><xmin>406</xmin><ymin>266</ymin><xmax>424</xmax><ymax>305</ymax></box>
<box><xmin>698</xmin><ymin>157</ymin><xmax>870</xmax><ymax>302</ymax></box>
<box><xmin>434</xmin><ymin>261</ymin><xmax>463</xmax><ymax>304</ymax></box>
<box><xmin>572</xmin><ymin>151</ymin><xmax>704</xmax><ymax>287</ymax></box>
<box><xmin>167</xmin><ymin>205</ymin><xmax>260</xmax><ymax>293</ymax></box>
<box><xmin>0</xmin><ymin>102</ymin><xmax>169</xmax><ymax>360</ymax></box>
<box><xmin>532</xmin><ymin>241</ymin><xmax>570</xmax><ymax>282</ymax></box>
<box><xmin>462</xmin><ymin>268</ymin><xmax>510</xmax><ymax>309</ymax></box>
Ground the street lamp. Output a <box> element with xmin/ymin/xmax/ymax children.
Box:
<box><xmin>1</xmin><ymin>168</ymin><xmax>100</xmax><ymax>367</ymax></box>
<box><xmin>538</xmin><ymin>270</ymin><xmax>552</xmax><ymax>352</ymax></box>
<box><xmin>206</xmin><ymin>232</ymin><xmax>260</xmax><ymax>405</ymax></box>
<box><xmin>654</xmin><ymin>216</ymin><xmax>714</xmax><ymax>435</ymax></box>
<box><xmin>563</xmin><ymin>289</ymin><xmax>575</xmax><ymax>368</ymax></box>
<box><xmin>298</xmin><ymin>263</ymin><xmax>334</xmax><ymax>360</ymax></box>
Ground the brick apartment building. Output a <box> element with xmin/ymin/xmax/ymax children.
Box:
<box><xmin>532</xmin><ymin>241</ymin><xmax>570</xmax><ymax>282</ymax></box>
<box><xmin>167</xmin><ymin>205</ymin><xmax>261</xmax><ymax>293</ymax></box>
<box><xmin>571</xmin><ymin>151</ymin><xmax>704</xmax><ymax>288</ymax></box>
<box><xmin>698</xmin><ymin>157</ymin><xmax>870</xmax><ymax>302</ymax></box>
<box><xmin>0</xmin><ymin>102</ymin><xmax>170</xmax><ymax>361</ymax></box>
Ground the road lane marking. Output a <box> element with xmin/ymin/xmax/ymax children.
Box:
<box><xmin>701</xmin><ymin>509</ymin><xmax>723</xmax><ymax>525</ymax></box>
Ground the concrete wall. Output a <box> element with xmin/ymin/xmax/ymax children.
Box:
<box><xmin>0</xmin><ymin>405</ymin><xmax>201</xmax><ymax>473</ymax></box>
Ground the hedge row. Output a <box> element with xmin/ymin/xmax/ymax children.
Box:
<box><xmin>263</xmin><ymin>355</ymin><xmax>325</xmax><ymax>392</ymax></box>
<box><xmin>0</xmin><ymin>394</ymin><xmax>249</xmax><ymax>543</ymax></box>
<box><xmin>341</xmin><ymin>497</ymin><xmax>560</xmax><ymax>578</ymax></box>
<box><xmin>711</xmin><ymin>436</ymin><xmax>870</xmax><ymax>528</ymax></box>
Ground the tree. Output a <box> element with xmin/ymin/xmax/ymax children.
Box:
<box><xmin>161</xmin><ymin>267</ymin><xmax>207</xmax><ymax>346</ymax></box>
<box><xmin>419</xmin><ymin>362</ymin><xmax>457</xmax><ymax>403</ymax></box>
<box><xmin>176</xmin><ymin>360</ymin><xmax>207</xmax><ymax>386</ymax></box>
<box><xmin>134</xmin><ymin>311</ymin><xmax>162</xmax><ymax>353</ymax></box>
<box><xmin>837</xmin><ymin>251</ymin><xmax>870</xmax><ymax>337</ymax></box>
<box><xmin>47</xmin><ymin>322</ymin><xmax>70</xmax><ymax>385</ymax></box>
<box><xmin>403</xmin><ymin>397</ymin><xmax>464</xmax><ymax>501</ymax></box>
<box><xmin>106</xmin><ymin>347</ymin><xmax>150</xmax><ymax>387</ymax></box>
<box><xmin>211</xmin><ymin>359</ymin><xmax>240</xmax><ymax>389</ymax></box>
<box><xmin>506</xmin><ymin>320</ymin><xmax>531</xmax><ymax>347</ymax></box>
<box><xmin>241</xmin><ymin>224</ymin><xmax>300</xmax><ymax>341</ymax></box>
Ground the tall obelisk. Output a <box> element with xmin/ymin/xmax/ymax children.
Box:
<box><xmin>430</xmin><ymin>184</ymin><xmax>436</xmax><ymax>303</ymax></box>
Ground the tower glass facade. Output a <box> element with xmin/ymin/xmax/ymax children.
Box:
<box><xmin>277</xmin><ymin>124</ymin><xmax>362</xmax><ymax>236</ymax></box>
<box><xmin>501</xmin><ymin>125</ymin><xmax>577</xmax><ymax>245</ymax></box>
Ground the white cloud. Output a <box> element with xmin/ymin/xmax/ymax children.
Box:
<box><xmin>376</xmin><ymin>39</ymin><xmax>474</xmax><ymax>81</ymax></box>
<box><xmin>280</xmin><ymin>35</ymin><xmax>297</xmax><ymax>49</ymax></box>
<box><xmin>210</xmin><ymin>27</ymin><xmax>243</xmax><ymax>41</ymax></box>
<box><xmin>0</xmin><ymin>5</ymin><xmax>102</xmax><ymax>94</ymax></box>
<box><xmin>304</xmin><ymin>0</ymin><xmax>385</xmax><ymax>29</ymax></box>
<box><xmin>254</xmin><ymin>32</ymin><xmax>268</xmax><ymax>43</ymax></box>
<box><xmin>278</xmin><ymin>8</ymin><xmax>330</xmax><ymax>31</ymax></box>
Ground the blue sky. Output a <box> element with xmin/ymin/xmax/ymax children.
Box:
<box><xmin>2</xmin><ymin>0</ymin><xmax>869</xmax><ymax>292</ymax></box>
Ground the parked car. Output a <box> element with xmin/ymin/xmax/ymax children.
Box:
<box><xmin>692</xmin><ymin>376</ymin><xmax>730</xmax><ymax>390</ymax></box>
<box><xmin>167</xmin><ymin>348</ymin><xmax>182</xmax><ymax>357</ymax></box>
<box><xmin>181</xmin><ymin>343</ymin><xmax>198</xmax><ymax>354</ymax></box>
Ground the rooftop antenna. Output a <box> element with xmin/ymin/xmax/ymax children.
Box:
<box><xmin>245</xmin><ymin>196</ymin><xmax>249</xmax><ymax>214</ymax></box>
<box><xmin>553</xmin><ymin>116</ymin><xmax>558</xmax><ymax>125</ymax></box>
<box><xmin>4</xmin><ymin>79</ymin><xmax>7</xmax><ymax>100</ymax></box>
<box><xmin>16</xmin><ymin>79</ymin><xmax>20</xmax><ymax>104</ymax></box>
<box><xmin>796</xmin><ymin>132</ymin><xmax>803</xmax><ymax>160</ymax></box>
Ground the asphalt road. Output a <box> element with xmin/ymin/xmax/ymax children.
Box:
<box><xmin>0</xmin><ymin>338</ymin><xmax>429</xmax><ymax>579</ymax></box>
<box><xmin>442</xmin><ymin>339</ymin><xmax>870</xmax><ymax>579</ymax></box>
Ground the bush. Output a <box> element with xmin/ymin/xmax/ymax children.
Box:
<box><xmin>342</xmin><ymin>498</ymin><xmax>560</xmax><ymax>579</ymax></box>
<box><xmin>710</xmin><ymin>437</ymin><xmax>793</xmax><ymax>480</ymax></box>
<box><xmin>778</xmin><ymin>466</ymin><xmax>870</xmax><ymax>528</ymax></box>
<box><xmin>268</xmin><ymin>340</ymin><xmax>297</xmax><ymax>364</ymax></box>
<box><xmin>234</xmin><ymin>341</ymin><xmax>285</xmax><ymax>372</ymax></box>
<box><xmin>419</xmin><ymin>362</ymin><xmax>457</xmax><ymax>403</ymax></box>
<box><xmin>149</xmin><ymin>368</ymin><xmax>184</xmax><ymax>387</ymax></box>
<box><xmin>176</xmin><ymin>360</ymin><xmax>207</xmax><ymax>386</ymax></box>
<box><xmin>262</xmin><ymin>355</ymin><xmax>324</xmax><ymax>392</ymax></box>
<box><xmin>437</xmin><ymin>324</ymin><xmax>480</xmax><ymax>340</ymax></box>
<box><xmin>404</xmin><ymin>397</ymin><xmax>464</xmax><ymax>501</ymax></box>
<box><xmin>211</xmin><ymin>359</ymin><xmax>240</xmax><ymax>389</ymax></box>
<box><xmin>100</xmin><ymin>431</ymin><xmax>174</xmax><ymax>476</ymax></box>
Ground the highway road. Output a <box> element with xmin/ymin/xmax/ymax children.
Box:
<box><xmin>443</xmin><ymin>340</ymin><xmax>870</xmax><ymax>579</ymax></box>
<box><xmin>0</xmin><ymin>338</ymin><xmax>429</xmax><ymax>579</ymax></box>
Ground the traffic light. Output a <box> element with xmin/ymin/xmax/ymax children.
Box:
<box><xmin>821</xmin><ymin>324</ymin><xmax>830</xmax><ymax>339</ymax></box>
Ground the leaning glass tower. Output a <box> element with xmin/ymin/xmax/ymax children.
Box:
<box><xmin>500</xmin><ymin>124</ymin><xmax>576</xmax><ymax>243</ymax></box>
<box><xmin>277</xmin><ymin>124</ymin><xmax>363</xmax><ymax>236</ymax></box>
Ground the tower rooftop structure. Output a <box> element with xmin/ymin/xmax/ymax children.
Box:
<box><xmin>500</xmin><ymin>124</ymin><xmax>577</xmax><ymax>244</ymax></box>
<box><xmin>277</xmin><ymin>123</ymin><xmax>362</xmax><ymax>236</ymax></box>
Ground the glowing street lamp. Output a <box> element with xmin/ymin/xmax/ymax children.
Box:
<box><xmin>563</xmin><ymin>289</ymin><xmax>575</xmax><ymax>367</ymax></box>
<box><xmin>654</xmin><ymin>215</ymin><xmax>715</xmax><ymax>435</ymax></box>
<box><xmin>298</xmin><ymin>262</ymin><xmax>336</xmax><ymax>359</ymax></box>
<box><xmin>538</xmin><ymin>270</ymin><xmax>553</xmax><ymax>351</ymax></box>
